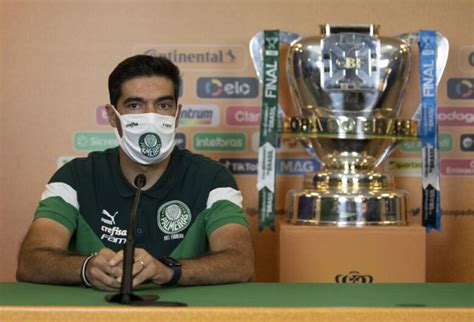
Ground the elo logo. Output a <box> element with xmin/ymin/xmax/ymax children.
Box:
<box><xmin>447</xmin><ymin>78</ymin><xmax>474</xmax><ymax>99</ymax></box>
<box><xmin>197</xmin><ymin>77</ymin><xmax>258</xmax><ymax>98</ymax></box>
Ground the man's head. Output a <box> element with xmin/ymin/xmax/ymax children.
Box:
<box><xmin>108</xmin><ymin>55</ymin><xmax>181</xmax><ymax>107</ymax></box>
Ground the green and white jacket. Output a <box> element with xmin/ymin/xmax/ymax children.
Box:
<box><xmin>35</xmin><ymin>147</ymin><xmax>248</xmax><ymax>260</ymax></box>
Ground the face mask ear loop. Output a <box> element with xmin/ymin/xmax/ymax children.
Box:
<box><xmin>111</xmin><ymin>105</ymin><xmax>124</xmax><ymax>139</ymax></box>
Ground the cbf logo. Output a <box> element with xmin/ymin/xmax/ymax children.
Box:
<box><xmin>197</xmin><ymin>77</ymin><xmax>258</xmax><ymax>98</ymax></box>
<box><xmin>335</xmin><ymin>271</ymin><xmax>374</xmax><ymax>283</ymax></box>
<box><xmin>447</xmin><ymin>78</ymin><xmax>474</xmax><ymax>99</ymax></box>
<box><xmin>157</xmin><ymin>200</ymin><xmax>192</xmax><ymax>235</ymax></box>
<box><xmin>139</xmin><ymin>133</ymin><xmax>161</xmax><ymax>157</ymax></box>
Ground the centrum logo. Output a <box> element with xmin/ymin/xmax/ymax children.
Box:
<box><xmin>193</xmin><ymin>133</ymin><xmax>245</xmax><ymax>151</ymax></box>
<box><xmin>335</xmin><ymin>271</ymin><xmax>374</xmax><ymax>283</ymax></box>
<box><xmin>135</xmin><ymin>45</ymin><xmax>246</xmax><ymax>71</ymax></box>
<box><xmin>197</xmin><ymin>77</ymin><xmax>259</xmax><ymax>98</ymax></box>
<box><xmin>74</xmin><ymin>132</ymin><xmax>118</xmax><ymax>151</ymax></box>
<box><xmin>441</xmin><ymin>159</ymin><xmax>474</xmax><ymax>176</ymax></box>
<box><xmin>438</xmin><ymin>107</ymin><xmax>474</xmax><ymax>126</ymax></box>
<box><xmin>447</xmin><ymin>78</ymin><xmax>474</xmax><ymax>99</ymax></box>
<box><xmin>178</xmin><ymin>104</ymin><xmax>219</xmax><ymax>127</ymax></box>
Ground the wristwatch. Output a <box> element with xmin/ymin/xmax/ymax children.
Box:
<box><xmin>158</xmin><ymin>256</ymin><xmax>182</xmax><ymax>286</ymax></box>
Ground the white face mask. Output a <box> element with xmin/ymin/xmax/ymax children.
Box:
<box><xmin>112</xmin><ymin>107</ymin><xmax>177</xmax><ymax>165</ymax></box>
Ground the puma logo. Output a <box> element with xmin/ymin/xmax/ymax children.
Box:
<box><xmin>101</xmin><ymin>209</ymin><xmax>118</xmax><ymax>225</ymax></box>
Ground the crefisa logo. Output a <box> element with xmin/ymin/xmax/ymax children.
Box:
<box><xmin>197</xmin><ymin>77</ymin><xmax>258</xmax><ymax>98</ymax></box>
<box><xmin>335</xmin><ymin>271</ymin><xmax>374</xmax><ymax>283</ymax></box>
<box><xmin>447</xmin><ymin>78</ymin><xmax>474</xmax><ymax>99</ymax></box>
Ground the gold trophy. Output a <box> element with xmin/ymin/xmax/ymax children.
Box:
<box><xmin>250</xmin><ymin>25</ymin><xmax>448</xmax><ymax>226</ymax></box>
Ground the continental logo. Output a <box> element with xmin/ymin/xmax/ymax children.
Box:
<box><xmin>226</xmin><ymin>106</ymin><xmax>260</xmax><ymax>126</ymax></box>
<box><xmin>193</xmin><ymin>133</ymin><xmax>246</xmax><ymax>151</ymax></box>
<box><xmin>399</xmin><ymin>133</ymin><xmax>452</xmax><ymax>152</ymax></box>
<box><xmin>335</xmin><ymin>271</ymin><xmax>374</xmax><ymax>283</ymax></box>
<box><xmin>135</xmin><ymin>45</ymin><xmax>246</xmax><ymax>71</ymax></box>
<box><xmin>441</xmin><ymin>159</ymin><xmax>474</xmax><ymax>176</ymax></box>
<box><xmin>197</xmin><ymin>77</ymin><xmax>259</xmax><ymax>99</ymax></box>
<box><xmin>178</xmin><ymin>104</ymin><xmax>219</xmax><ymax>127</ymax></box>
<box><xmin>447</xmin><ymin>78</ymin><xmax>474</xmax><ymax>99</ymax></box>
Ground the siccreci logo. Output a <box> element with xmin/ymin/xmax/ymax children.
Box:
<box><xmin>335</xmin><ymin>271</ymin><xmax>374</xmax><ymax>283</ymax></box>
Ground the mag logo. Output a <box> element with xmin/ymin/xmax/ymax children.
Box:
<box><xmin>277</xmin><ymin>158</ymin><xmax>320</xmax><ymax>175</ymax></box>
<box><xmin>178</xmin><ymin>104</ymin><xmax>219</xmax><ymax>127</ymax></box>
<box><xmin>447</xmin><ymin>78</ymin><xmax>474</xmax><ymax>99</ymax></box>
<box><xmin>197</xmin><ymin>77</ymin><xmax>258</xmax><ymax>99</ymax></box>
<box><xmin>438</xmin><ymin>107</ymin><xmax>474</xmax><ymax>126</ymax></box>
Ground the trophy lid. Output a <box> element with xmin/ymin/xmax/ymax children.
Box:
<box><xmin>320</xmin><ymin>24</ymin><xmax>380</xmax><ymax>36</ymax></box>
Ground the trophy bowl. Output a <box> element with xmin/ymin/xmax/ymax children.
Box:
<box><xmin>250</xmin><ymin>24</ymin><xmax>448</xmax><ymax>226</ymax></box>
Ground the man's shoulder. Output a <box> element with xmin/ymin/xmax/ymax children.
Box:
<box><xmin>175</xmin><ymin>148</ymin><xmax>227</xmax><ymax>174</ymax></box>
<box><xmin>52</xmin><ymin>148</ymin><xmax>118</xmax><ymax>182</ymax></box>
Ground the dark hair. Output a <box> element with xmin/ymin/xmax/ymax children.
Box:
<box><xmin>108</xmin><ymin>55</ymin><xmax>181</xmax><ymax>106</ymax></box>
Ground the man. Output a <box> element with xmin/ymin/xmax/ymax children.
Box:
<box><xmin>16</xmin><ymin>55</ymin><xmax>255</xmax><ymax>290</ymax></box>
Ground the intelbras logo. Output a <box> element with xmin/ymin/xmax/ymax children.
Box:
<box><xmin>193</xmin><ymin>133</ymin><xmax>246</xmax><ymax>151</ymax></box>
<box><xmin>438</xmin><ymin>107</ymin><xmax>474</xmax><ymax>126</ymax></box>
<box><xmin>447</xmin><ymin>78</ymin><xmax>474</xmax><ymax>99</ymax></box>
<box><xmin>135</xmin><ymin>45</ymin><xmax>246</xmax><ymax>71</ymax></box>
<box><xmin>197</xmin><ymin>77</ymin><xmax>259</xmax><ymax>99</ymax></box>
<box><xmin>178</xmin><ymin>104</ymin><xmax>219</xmax><ymax>127</ymax></box>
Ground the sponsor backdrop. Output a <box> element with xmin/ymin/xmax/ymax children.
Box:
<box><xmin>1</xmin><ymin>0</ymin><xmax>473</xmax><ymax>282</ymax></box>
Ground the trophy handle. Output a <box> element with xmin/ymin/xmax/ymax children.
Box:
<box><xmin>395</xmin><ymin>31</ymin><xmax>449</xmax><ymax>121</ymax></box>
<box><xmin>375</xmin><ymin>32</ymin><xmax>449</xmax><ymax>168</ymax></box>
<box><xmin>249</xmin><ymin>31</ymin><xmax>303</xmax><ymax>81</ymax></box>
<box><xmin>250</xmin><ymin>31</ymin><xmax>321</xmax><ymax>162</ymax></box>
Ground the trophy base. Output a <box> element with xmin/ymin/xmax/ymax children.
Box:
<box><xmin>287</xmin><ymin>185</ymin><xmax>408</xmax><ymax>226</ymax></box>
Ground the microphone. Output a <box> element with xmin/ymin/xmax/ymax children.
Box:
<box><xmin>106</xmin><ymin>174</ymin><xmax>159</xmax><ymax>304</ymax></box>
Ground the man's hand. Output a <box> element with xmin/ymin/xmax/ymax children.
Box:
<box><xmin>109</xmin><ymin>248</ymin><xmax>172</xmax><ymax>287</ymax></box>
<box><xmin>86</xmin><ymin>248</ymin><xmax>123</xmax><ymax>291</ymax></box>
